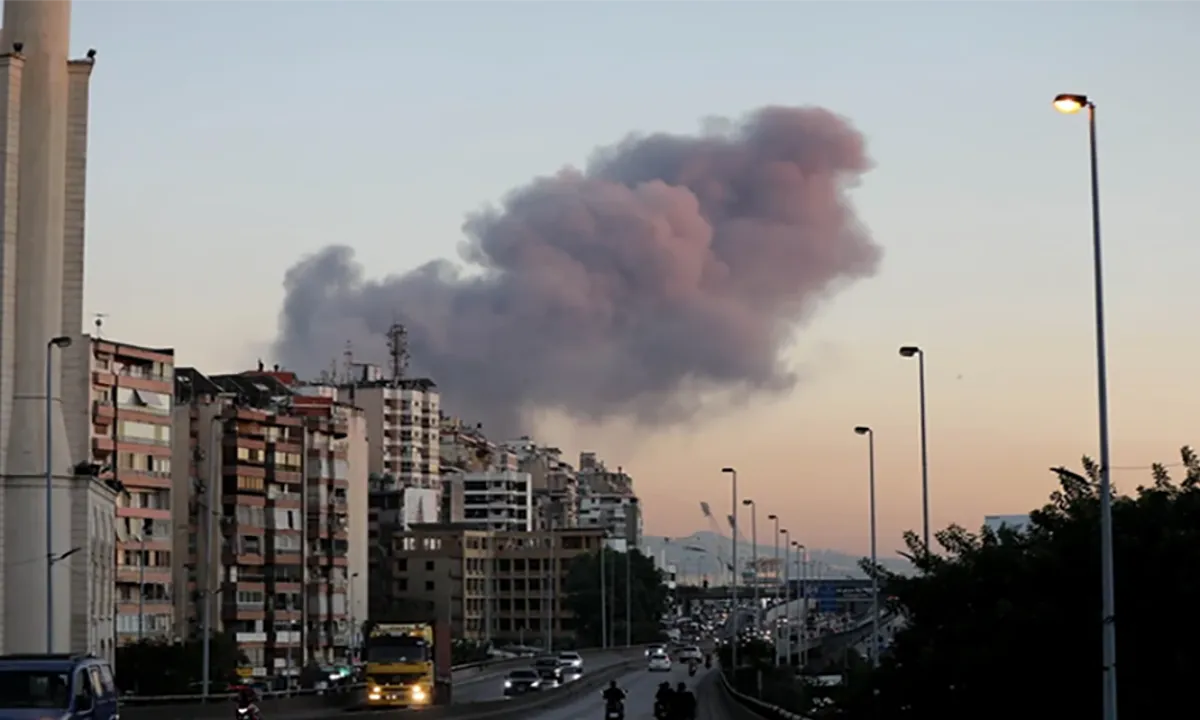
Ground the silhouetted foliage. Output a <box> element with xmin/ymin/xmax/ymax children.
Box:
<box><xmin>563</xmin><ymin>548</ymin><xmax>668</xmax><ymax>647</ymax></box>
<box><xmin>115</xmin><ymin>633</ymin><xmax>247</xmax><ymax>695</ymax></box>
<box><xmin>827</xmin><ymin>447</ymin><xmax>1200</xmax><ymax>720</ymax></box>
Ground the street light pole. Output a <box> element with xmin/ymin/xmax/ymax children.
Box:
<box><xmin>599</xmin><ymin>534</ymin><xmax>607</xmax><ymax>650</ymax></box>
<box><xmin>1053</xmin><ymin>92</ymin><xmax>1118</xmax><ymax>720</ymax></box>
<box><xmin>767</xmin><ymin>514</ymin><xmax>780</xmax><ymax>607</ymax></box>
<box><xmin>780</xmin><ymin>529</ymin><xmax>790</xmax><ymax>667</ymax></box>
<box><xmin>45</xmin><ymin>335</ymin><xmax>72</xmax><ymax>653</ymax></box>
<box><xmin>742</xmin><ymin>499</ymin><xmax>759</xmax><ymax>625</ymax></box>
<box><xmin>795</xmin><ymin>543</ymin><xmax>808</xmax><ymax>669</ymax></box>
<box><xmin>899</xmin><ymin>345</ymin><xmax>931</xmax><ymax>552</ymax></box>
<box><xmin>721</xmin><ymin>467</ymin><xmax>738</xmax><ymax>672</ymax></box>
<box><xmin>854</xmin><ymin>426</ymin><xmax>880</xmax><ymax>668</ymax></box>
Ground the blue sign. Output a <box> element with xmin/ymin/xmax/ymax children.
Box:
<box><xmin>816</xmin><ymin>582</ymin><xmax>838</xmax><ymax>614</ymax></box>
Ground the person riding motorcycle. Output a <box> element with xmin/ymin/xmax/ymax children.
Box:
<box><xmin>654</xmin><ymin>682</ymin><xmax>675</xmax><ymax>720</ymax></box>
<box><xmin>672</xmin><ymin>682</ymin><xmax>697</xmax><ymax>720</ymax></box>
<box><xmin>687</xmin><ymin>657</ymin><xmax>698</xmax><ymax>676</ymax></box>
<box><xmin>602</xmin><ymin>680</ymin><xmax>626</xmax><ymax>707</ymax></box>
<box><xmin>235</xmin><ymin>685</ymin><xmax>260</xmax><ymax>719</ymax></box>
<box><xmin>704</xmin><ymin>652</ymin><xmax>712</xmax><ymax>669</ymax></box>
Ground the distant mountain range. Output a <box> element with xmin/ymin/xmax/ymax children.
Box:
<box><xmin>641</xmin><ymin>531</ymin><xmax>913</xmax><ymax>580</ymax></box>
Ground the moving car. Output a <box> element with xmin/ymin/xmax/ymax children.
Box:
<box><xmin>677</xmin><ymin>646</ymin><xmax>703</xmax><ymax>662</ymax></box>
<box><xmin>557</xmin><ymin>651</ymin><xmax>583</xmax><ymax>669</ymax></box>
<box><xmin>645</xmin><ymin>643</ymin><xmax>667</xmax><ymax>657</ymax></box>
<box><xmin>536</xmin><ymin>666</ymin><xmax>562</xmax><ymax>688</ymax></box>
<box><xmin>561</xmin><ymin>665</ymin><xmax>583</xmax><ymax>682</ymax></box>
<box><xmin>503</xmin><ymin>669</ymin><xmax>542</xmax><ymax>696</ymax></box>
<box><xmin>647</xmin><ymin>650</ymin><xmax>672</xmax><ymax>672</ymax></box>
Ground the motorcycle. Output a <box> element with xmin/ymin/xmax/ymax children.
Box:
<box><xmin>235</xmin><ymin>704</ymin><xmax>261</xmax><ymax>720</ymax></box>
<box><xmin>654</xmin><ymin>699</ymin><xmax>671</xmax><ymax>720</ymax></box>
<box><xmin>604</xmin><ymin>699</ymin><xmax>625</xmax><ymax>720</ymax></box>
<box><xmin>688</xmin><ymin>661</ymin><xmax>697</xmax><ymax>677</ymax></box>
<box><xmin>704</xmin><ymin>655</ymin><xmax>712</xmax><ymax>669</ymax></box>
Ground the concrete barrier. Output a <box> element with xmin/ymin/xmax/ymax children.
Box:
<box><xmin>118</xmin><ymin>645</ymin><xmax>650</xmax><ymax>720</ymax></box>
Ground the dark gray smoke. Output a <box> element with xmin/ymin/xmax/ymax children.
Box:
<box><xmin>274</xmin><ymin>106</ymin><xmax>881</xmax><ymax>436</ymax></box>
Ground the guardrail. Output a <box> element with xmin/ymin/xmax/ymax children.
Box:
<box><xmin>118</xmin><ymin>644</ymin><xmax>651</xmax><ymax>720</ymax></box>
<box><xmin>717</xmin><ymin>663</ymin><xmax>807</xmax><ymax>720</ymax></box>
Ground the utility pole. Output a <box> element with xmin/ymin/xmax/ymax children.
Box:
<box><xmin>599</xmin><ymin>537</ymin><xmax>607</xmax><ymax>649</ymax></box>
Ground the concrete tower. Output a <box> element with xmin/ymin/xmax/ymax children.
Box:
<box><xmin>0</xmin><ymin>0</ymin><xmax>92</xmax><ymax>654</ymax></box>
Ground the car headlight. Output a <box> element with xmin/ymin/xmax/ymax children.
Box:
<box><xmin>504</xmin><ymin>680</ymin><xmax>512</xmax><ymax>687</ymax></box>
<box><xmin>531</xmin><ymin>680</ymin><xmax>541</xmax><ymax>687</ymax></box>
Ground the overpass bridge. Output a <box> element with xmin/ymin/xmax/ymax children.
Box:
<box><xmin>678</xmin><ymin>578</ymin><xmax>878</xmax><ymax>614</ymax></box>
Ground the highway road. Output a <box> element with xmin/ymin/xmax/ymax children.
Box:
<box><xmin>453</xmin><ymin>649</ymin><xmax>641</xmax><ymax>704</ymax></box>
<box><xmin>527</xmin><ymin>660</ymin><xmax>713</xmax><ymax>720</ymax></box>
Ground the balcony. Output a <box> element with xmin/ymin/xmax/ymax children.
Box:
<box><xmin>236</xmin><ymin>631</ymin><xmax>267</xmax><ymax>643</ymax></box>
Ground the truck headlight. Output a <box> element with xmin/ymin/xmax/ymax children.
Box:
<box><xmin>372</xmin><ymin>686</ymin><xmax>382</xmax><ymax>694</ymax></box>
<box><xmin>411</xmin><ymin>686</ymin><xmax>426</xmax><ymax>702</ymax></box>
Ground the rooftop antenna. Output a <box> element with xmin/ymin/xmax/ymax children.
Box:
<box><xmin>386</xmin><ymin>321</ymin><xmax>409</xmax><ymax>385</ymax></box>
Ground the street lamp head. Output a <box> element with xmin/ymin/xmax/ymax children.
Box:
<box><xmin>721</xmin><ymin>467</ymin><xmax>735</xmax><ymax>475</ymax></box>
<box><xmin>742</xmin><ymin>498</ymin><xmax>753</xmax><ymax>506</ymax></box>
<box><xmin>1053</xmin><ymin>93</ymin><xmax>1089</xmax><ymax>114</ymax></box>
<box><xmin>779</xmin><ymin>528</ymin><xmax>787</xmax><ymax>535</ymax></box>
<box><xmin>48</xmin><ymin>336</ymin><xmax>72</xmax><ymax>349</ymax></box>
<box><xmin>898</xmin><ymin>345</ymin><xmax>920</xmax><ymax>358</ymax></box>
<box><xmin>854</xmin><ymin>426</ymin><xmax>871</xmax><ymax>436</ymax></box>
<box><xmin>767</xmin><ymin>513</ymin><xmax>777</xmax><ymax>520</ymax></box>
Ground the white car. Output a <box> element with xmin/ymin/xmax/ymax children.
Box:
<box><xmin>647</xmin><ymin>652</ymin><xmax>672</xmax><ymax>672</ymax></box>
<box><xmin>645</xmin><ymin>643</ymin><xmax>667</xmax><ymax>657</ymax></box>
<box><xmin>557</xmin><ymin>651</ymin><xmax>583</xmax><ymax>669</ymax></box>
<box><xmin>677</xmin><ymin>646</ymin><xmax>702</xmax><ymax>662</ymax></box>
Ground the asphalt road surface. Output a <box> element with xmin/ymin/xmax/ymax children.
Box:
<box><xmin>528</xmin><ymin>661</ymin><xmax>713</xmax><ymax>720</ymax></box>
<box><xmin>453</xmin><ymin>650</ymin><xmax>638</xmax><ymax>704</ymax></box>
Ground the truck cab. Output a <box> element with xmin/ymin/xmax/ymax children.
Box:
<box><xmin>363</xmin><ymin>621</ymin><xmax>449</xmax><ymax>709</ymax></box>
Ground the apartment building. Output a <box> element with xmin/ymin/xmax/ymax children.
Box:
<box><xmin>65</xmin><ymin>333</ymin><xmax>177</xmax><ymax>644</ymax></box>
<box><xmin>460</xmin><ymin>471</ymin><xmax>533</xmax><ymax>532</ymax></box>
<box><xmin>506</xmin><ymin>438</ymin><xmax>579</xmax><ymax>530</ymax></box>
<box><xmin>337</xmin><ymin>365</ymin><xmax>440</xmax><ymax>492</ymax></box>
<box><xmin>173</xmin><ymin>367</ymin><xmax>371</xmax><ymax>675</ymax></box>
<box><xmin>577</xmin><ymin>453</ymin><xmax>641</xmax><ymax>550</ymax></box>
<box><xmin>380</xmin><ymin>523</ymin><xmax>606</xmax><ymax>645</ymax></box>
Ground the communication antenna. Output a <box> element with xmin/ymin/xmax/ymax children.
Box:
<box><xmin>386</xmin><ymin>321</ymin><xmax>409</xmax><ymax>384</ymax></box>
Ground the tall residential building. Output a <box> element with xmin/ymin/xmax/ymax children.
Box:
<box><xmin>577</xmin><ymin>453</ymin><xmax>641</xmax><ymax>550</ymax></box>
<box><xmin>379</xmin><ymin>523</ymin><xmax>606</xmax><ymax>645</ymax></box>
<box><xmin>66</xmin><ymin>333</ymin><xmax>176</xmax><ymax>644</ymax></box>
<box><xmin>506</xmin><ymin>438</ymin><xmax>579</xmax><ymax>530</ymax></box>
<box><xmin>337</xmin><ymin>365</ymin><xmax>440</xmax><ymax>493</ymax></box>
<box><xmin>173</xmin><ymin>367</ymin><xmax>369</xmax><ymax>674</ymax></box>
<box><xmin>460</xmin><ymin>471</ymin><xmax>533</xmax><ymax>532</ymax></box>
<box><xmin>0</xmin><ymin>1</ymin><xmax>100</xmax><ymax>655</ymax></box>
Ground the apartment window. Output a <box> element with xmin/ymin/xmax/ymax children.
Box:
<box><xmin>116</xmin><ymin>452</ymin><xmax>170</xmax><ymax>475</ymax></box>
<box><xmin>118</xmin><ymin>420</ymin><xmax>170</xmax><ymax>445</ymax></box>
<box><xmin>425</xmin><ymin>581</ymin><xmax>434</xmax><ymax>592</ymax></box>
<box><xmin>237</xmin><ymin>590</ymin><xmax>264</xmax><ymax>607</ymax></box>
<box><xmin>236</xmin><ymin>505</ymin><xmax>265</xmax><ymax>528</ymax></box>
<box><xmin>115</xmin><ymin>387</ymin><xmax>171</xmax><ymax>415</ymax></box>
<box><xmin>272</xmin><ymin>509</ymin><xmax>300</xmax><ymax>530</ymax></box>
<box><xmin>237</xmin><ymin>476</ymin><xmax>264</xmax><ymax>492</ymax></box>
<box><xmin>273</xmin><ymin>452</ymin><xmax>301</xmax><ymax>470</ymax></box>
<box><xmin>237</xmin><ymin>447</ymin><xmax>264</xmax><ymax>463</ymax></box>
<box><xmin>117</xmin><ymin>489</ymin><xmax>169</xmax><ymax>510</ymax></box>
<box><xmin>240</xmin><ymin>535</ymin><xmax>262</xmax><ymax>555</ymax></box>
<box><xmin>424</xmin><ymin>560</ymin><xmax>434</xmax><ymax>571</ymax></box>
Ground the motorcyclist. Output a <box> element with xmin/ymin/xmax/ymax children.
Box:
<box><xmin>654</xmin><ymin>682</ymin><xmax>674</xmax><ymax>720</ymax></box>
<box><xmin>602</xmin><ymin>680</ymin><xmax>626</xmax><ymax>708</ymax></box>
<box><xmin>672</xmin><ymin>682</ymin><xmax>697</xmax><ymax>720</ymax></box>
<box><xmin>235</xmin><ymin>685</ymin><xmax>260</xmax><ymax>718</ymax></box>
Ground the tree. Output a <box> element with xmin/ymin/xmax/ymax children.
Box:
<box><xmin>563</xmin><ymin>547</ymin><xmax>669</xmax><ymax>647</ymax></box>
<box><xmin>115</xmin><ymin>633</ymin><xmax>247</xmax><ymax>695</ymax></box>
<box><xmin>831</xmin><ymin>447</ymin><xmax>1200</xmax><ymax>720</ymax></box>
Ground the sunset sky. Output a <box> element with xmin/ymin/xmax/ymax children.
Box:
<box><xmin>76</xmin><ymin>2</ymin><xmax>1200</xmax><ymax>557</ymax></box>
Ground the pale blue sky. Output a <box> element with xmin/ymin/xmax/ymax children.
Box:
<box><xmin>72</xmin><ymin>1</ymin><xmax>1200</xmax><ymax>552</ymax></box>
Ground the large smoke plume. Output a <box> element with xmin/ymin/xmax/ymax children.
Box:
<box><xmin>274</xmin><ymin>106</ymin><xmax>881</xmax><ymax>436</ymax></box>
